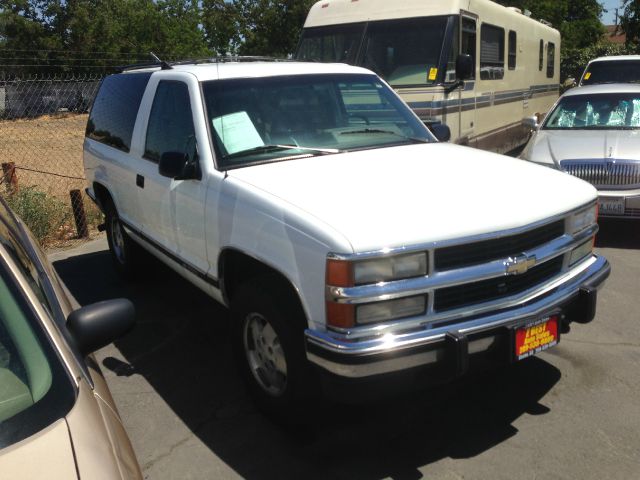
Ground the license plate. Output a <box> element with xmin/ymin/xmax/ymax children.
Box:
<box><xmin>598</xmin><ymin>196</ymin><xmax>625</xmax><ymax>216</ymax></box>
<box><xmin>515</xmin><ymin>316</ymin><xmax>559</xmax><ymax>360</ymax></box>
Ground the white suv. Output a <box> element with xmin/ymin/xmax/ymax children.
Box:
<box><xmin>84</xmin><ymin>60</ymin><xmax>610</xmax><ymax>415</ymax></box>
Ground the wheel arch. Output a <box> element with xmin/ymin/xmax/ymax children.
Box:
<box><xmin>218</xmin><ymin>248</ymin><xmax>309</xmax><ymax>329</ymax></box>
<box><xmin>92</xmin><ymin>181</ymin><xmax>116</xmax><ymax>213</ymax></box>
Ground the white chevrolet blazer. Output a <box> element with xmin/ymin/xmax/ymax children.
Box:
<box><xmin>83</xmin><ymin>60</ymin><xmax>610</xmax><ymax>415</ymax></box>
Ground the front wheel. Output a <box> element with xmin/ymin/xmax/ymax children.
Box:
<box><xmin>231</xmin><ymin>276</ymin><xmax>318</xmax><ymax>419</ymax></box>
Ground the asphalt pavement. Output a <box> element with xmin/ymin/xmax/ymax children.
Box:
<box><xmin>49</xmin><ymin>218</ymin><xmax>640</xmax><ymax>480</ymax></box>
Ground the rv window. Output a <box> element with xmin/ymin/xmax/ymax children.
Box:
<box><xmin>508</xmin><ymin>31</ymin><xmax>516</xmax><ymax>70</ymax></box>
<box><xmin>297</xmin><ymin>23</ymin><xmax>365</xmax><ymax>64</ymax></box>
<box><xmin>547</xmin><ymin>42</ymin><xmax>555</xmax><ymax>78</ymax></box>
<box><xmin>480</xmin><ymin>24</ymin><xmax>504</xmax><ymax>80</ymax></box>
<box><xmin>360</xmin><ymin>16</ymin><xmax>449</xmax><ymax>87</ymax></box>
<box><xmin>539</xmin><ymin>40</ymin><xmax>543</xmax><ymax>71</ymax></box>
<box><xmin>461</xmin><ymin>18</ymin><xmax>477</xmax><ymax>80</ymax></box>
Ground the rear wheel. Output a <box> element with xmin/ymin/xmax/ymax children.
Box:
<box><xmin>231</xmin><ymin>276</ymin><xmax>318</xmax><ymax>419</ymax></box>
<box><xmin>104</xmin><ymin>200</ymin><xmax>141</xmax><ymax>278</ymax></box>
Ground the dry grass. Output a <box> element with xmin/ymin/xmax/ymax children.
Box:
<box><xmin>0</xmin><ymin>113</ymin><xmax>103</xmax><ymax>248</ymax></box>
<box><xmin>0</xmin><ymin>113</ymin><xmax>88</xmax><ymax>198</ymax></box>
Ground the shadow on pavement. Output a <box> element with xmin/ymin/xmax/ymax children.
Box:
<box><xmin>596</xmin><ymin>218</ymin><xmax>640</xmax><ymax>250</ymax></box>
<box><xmin>53</xmin><ymin>248</ymin><xmax>561</xmax><ymax>479</ymax></box>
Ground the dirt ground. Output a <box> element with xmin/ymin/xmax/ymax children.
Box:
<box><xmin>0</xmin><ymin>113</ymin><xmax>88</xmax><ymax>199</ymax></box>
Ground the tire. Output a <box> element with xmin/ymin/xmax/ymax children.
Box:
<box><xmin>104</xmin><ymin>199</ymin><xmax>141</xmax><ymax>279</ymax></box>
<box><xmin>231</xmin><ymin>276</ymin><xmax>319</xmax><ymax>420</ymax></box>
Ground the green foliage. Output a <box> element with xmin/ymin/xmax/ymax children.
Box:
<box><xmin>5</xmin><ymin>187</ymin><xmax>69</xmax><ymax>244</ymax></box>
<box><xmin>201</xmin><ymin>0</ymin><xmax>316</xmax><ymax>57</ymax></box>
<box><xmin>1</xmin><ymin>0</ymin><xmax>211</xmax><ymax>74</ymax></box>
<box><xmin>494</xmin><ymin>0</ymin><xmax>605</xmax><ymax>50</ymax></box>
<box><xmin>620</xmin><ymin>0</ymin><xmax>640</xmax><ymax>52</ymax></box>
<box><xmin>561</xmin><ymin>42</ymin><xmax>636</xmax><ymax>82</ymax></box>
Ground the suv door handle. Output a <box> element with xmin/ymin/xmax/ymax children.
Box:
<box><xmin>136</xmin><ymin>174</ymin><xmax>145</xmax><ymax>188</ymax></box>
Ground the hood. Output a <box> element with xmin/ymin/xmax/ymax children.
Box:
<box><xmin>0</xmin><ymin>419</ymin><xmax>78</xmax><ymax>478</ymax></box>
<box><xmin>228</xmin><ymin>143</ymin><xmax>597</xmax><ymax>252</ymax></box>
<box><xmin>523</xmin><ymin>129</ymin><xmax>640</xmax><ymax>167</ymax></box>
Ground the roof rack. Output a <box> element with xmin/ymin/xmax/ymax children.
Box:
<box><xmin>115</xmin><ymin>61</ymin><xmax>173</xmax><ymax>73</ymax></box>
<box><xmin>115</xmin><ymin>56</ymin><xmax>292</xmax><ymax>73</ymax></box>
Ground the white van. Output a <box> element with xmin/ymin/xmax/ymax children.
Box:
<box><xmin>296</xmin><ymin>0</ymin><xmax>561</xmax><ymax>154</ymax></box>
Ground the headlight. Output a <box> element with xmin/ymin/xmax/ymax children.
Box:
<box><xmin>356</xmin><ymin>295</ymin><xmax>426</xmax><ymax>324</ymax></box>
<box><xmin>569</xmin><ymin>240</ymin><xmax>593</xmax><ymax>266</ymax></box>
<box><xmin>567</xmin><ymin>204</ymin><xmax>598</xmax><ymax>235</ymax></box>
<box><xmin>326</xmin><ymin>252</ymin><xmax>428</xmax><ymax>287</ymax></box>
<box><xmin>353</xmin><ymin>252</ymin><xmax>427</xmax><ymax>285</ymax></box>
<box><xmin>325</xmin><ymin>252</ymin><xmax>428</xmax><ymax>328</ymax></box>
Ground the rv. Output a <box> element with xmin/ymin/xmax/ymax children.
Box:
<box><xmin>296</xmin><ymin>0</ymin><xmax>561</xmax><ymax>154</ymax></box>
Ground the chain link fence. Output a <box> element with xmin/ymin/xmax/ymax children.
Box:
<box><xmin>0</xmin><ymin>74</ymin><xmax>104</xmax><ymax>247</ymax></box>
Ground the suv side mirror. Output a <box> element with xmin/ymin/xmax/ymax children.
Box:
<box><xmin>159</xmin><ymin>151</ymin><xmax>189</xmax><ymax>179</ymax></box>
<box><xmin>67</xmin><ymin>299</ymin><xmax>135</xmax><ymax>356</ymax></box>
<box><xmin>455</xmin><ymin>54</ymin><xmax>473</xmax><ymax>81</ymax></box>
<box><xmin>430</xmin><ymin>123</ymin><xmax>451</xmax><ymax>142</ymax></box>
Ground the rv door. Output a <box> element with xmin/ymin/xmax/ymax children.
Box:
<box><xmin>457</xmin><ymin>15</ymin><xmax>477</xmax><ymax>144</ymax></box>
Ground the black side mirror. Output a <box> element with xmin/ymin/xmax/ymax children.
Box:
<box><xmin>159</xmin><ymin>151</ymin><xmax>189</xmax><ymax>179</ymax></box>
<box><xmin>429</xmin><ymin>123</ymin><xmax>451</xmax><ymax>142</ymax></box>
<box><xmin>67</xmin><ymin>299</ymin><xmax>135</xmax><ymax>356</ymax></box>
<box><xmin>455</xmin><ymin>54</ymin><xmax>473</xmax><ymax>81</ymax></box>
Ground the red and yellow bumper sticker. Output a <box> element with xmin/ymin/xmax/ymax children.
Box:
<box><xmin>515</xmin><ymin>316</ymin><xmax>559</xmax><ymax>360</ymax></box>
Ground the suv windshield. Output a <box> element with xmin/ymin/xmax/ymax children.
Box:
<box><xmin>296</xmin><ymin>16</ymin><xmax>452</xmax><ymax>87</ymax></box>
<box><xmin>202</xmin><ymin>74</ymin><xmax>434</xmax><ymax>169</ymax></box>
<box><xmin>543</xmin><ymin>93</ymin><xmax>640</xmax><ymax>130</ymax></box>
<box><xmin>581</xmin><ymin>60</ymin><xmax>640</xmax><ymax>85</ymax></box>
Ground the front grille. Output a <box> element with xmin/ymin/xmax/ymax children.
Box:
<box><xmin>434</xmin><ymin>256</ymin><xmax>563</xmax><ymax>312</ymax></box>
<box><xmin>434</xmin><ymin>220</ymin><xmax>565</xmax><ymax>271</ymax></box>
<box><xmin>562</xmin><ymin>160</ymin><xmax>640</xmax><ymax>188</ymax></box>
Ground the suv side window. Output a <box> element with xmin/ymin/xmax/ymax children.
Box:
<box><xmin>85</xmin><ymin>72</ymin><xmax>151</xmax><ymax>152</ymax></box>
<box><xmin>144</xmin><ymin>81</ymin><xmax>196</xmax><ymax>164</ymax></box>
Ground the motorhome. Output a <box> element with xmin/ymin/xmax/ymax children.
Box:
<box><xmin>296</xmin><ymin>0</ymin><xmax>561</xmax><ymax>154</ymax></box>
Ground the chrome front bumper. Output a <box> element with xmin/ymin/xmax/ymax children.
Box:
<box><xmin>305</xmin><ymin>254</ymin><xmax>610</xmax><ymax>378</ymax></box>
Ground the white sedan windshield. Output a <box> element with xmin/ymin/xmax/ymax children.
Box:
<box><xmin>544</xmin><ymin>93</ymin><xmax>640</xmax><ymax>130</ymax></box>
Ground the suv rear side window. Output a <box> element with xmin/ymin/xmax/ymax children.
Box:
<box><xmin>144</xmin><ymin>81</ymin><xmax>196</xmax><ymax>163</ymax></box>
<box><xmin>85</xmin><ymin>72</ymin><xmax>151</xmax><ymax>152</ymax></box>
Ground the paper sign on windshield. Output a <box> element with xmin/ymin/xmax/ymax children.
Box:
<box><xmin>212</xmin><ymin>111</ymin><xmax>264</xmax><ymax>155</ymax></box>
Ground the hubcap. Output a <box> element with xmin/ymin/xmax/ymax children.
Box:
<box><xmin>110</xmin><ymin>215</ymin><xmax>126</xmax><ymax>264</ymax></box>
<box><xmin>243</xmin><ymin>313</ymin><xmax>287</xmax><ymax>396</ymax></box>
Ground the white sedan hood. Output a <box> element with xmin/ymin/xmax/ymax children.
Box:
<box><xmin>228</xmin><ymin>143</ymin><xmax>597</xmax><ymax>252</ymax></box>
<box><xmin>523</xmin><ymin>129</ymin><xmax>640</xmax><ymax>167</ymax></box>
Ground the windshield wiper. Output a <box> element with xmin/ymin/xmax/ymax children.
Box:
<box><xmin>340</xmin><ymin>128</ymin><xmax>430</xmax><ymax>144</ymax></box>
<box><xmin>225</xmin><ymin>144</ymin><xmax>340</xmax><ymax>160</ymax></box>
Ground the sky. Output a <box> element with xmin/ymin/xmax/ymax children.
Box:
<box><xmin>601</xmin><ymin>0</ymin><xmax>625</xmax><ymax>25</ymax></box>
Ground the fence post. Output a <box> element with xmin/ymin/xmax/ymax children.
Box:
<box><xmin>1</xmin><ymin>162</ymin><xmax>18</xmax><ymax>193</ymax></box>
<box><xmin>69</xmin><ymin>189</ymin><xmax>89</xmax><ymax>238</ymax></box>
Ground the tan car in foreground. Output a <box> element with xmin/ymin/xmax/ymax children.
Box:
<box><xmin>0</xmin><ymin>195</ymin><xmax>141</xmax><ymax>479</ymax></box>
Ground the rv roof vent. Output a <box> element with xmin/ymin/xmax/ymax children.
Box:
<box><xmin>523</xmin><ymin>9</ymin><xmax>532</xmax><ymax>17</ymax></box>
<box><xmin>507</xmin><ymin>7</ymin><xmax>522</xmax><ymax>14</ymax></box>
<box><xmin>539</xmin><ymin>18</ymin><xmax>553</xmax><ymax>27</ymax></box>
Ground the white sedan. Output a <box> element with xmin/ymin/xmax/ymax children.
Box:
<box><xmin>520</xmin><ymin>83</ymin><xmax>640</xmax><ymax>218</ymax></box>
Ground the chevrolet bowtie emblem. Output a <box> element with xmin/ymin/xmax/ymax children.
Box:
<box><xmin>505</xmin><ymin>254</ymin><xmax>536</xmax><ymax>275</ymax></box>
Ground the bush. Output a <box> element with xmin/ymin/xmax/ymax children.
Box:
<box><xmin>5</xmin><ymin>186</ymin><xmax>70</xmax><ymax>245</ymax></box>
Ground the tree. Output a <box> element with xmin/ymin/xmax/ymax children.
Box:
<box><xmin>620</xmin><ymin>0</ymin><xmax>640</xmax><ymax>52</ymax></box>
<box><xmin>201</xmin><ymin>0</ymin><xmax>316</xmax><ymax>57</ymax></box>
<box><xmin>1</xmin><ymin>0</ymin><xmax>210</xmax><ymax>74</ymax></box>
<box><xmin>494</xmin><ymin>0</ymin><xmax>605</xmax><ymax>50</ymax></box>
